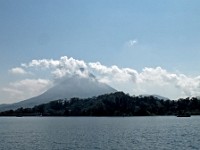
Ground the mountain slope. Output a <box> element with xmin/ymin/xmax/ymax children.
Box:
<box><xmin>0</xmin><ymin>75</ymin><xmax>117</xmax><ymax>111</ymax></box>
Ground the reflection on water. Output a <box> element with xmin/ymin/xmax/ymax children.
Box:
<box><xmin>0</xmin><ymin>116</ymin><xmax>199</xmax><ymax>150</ymax></box>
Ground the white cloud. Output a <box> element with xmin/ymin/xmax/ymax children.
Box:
<box><xmin>2</xmin><ymin>79</ymin><xmax>53</xmax><ymax>103</ymax></box>
<box><xmin>89</xmin><ymin>62</ymin><xmax>200</xmax><ymax>99</ymax></box>
<box><xmin>22</xmin><ymin>56</ymin><xmax>88</xmax><ymax>78</ymax></box>
<box><xmin>23</xmin><ymin>59</ymin><xmax>60</xmax><ymax>68</ymax></box>
<box><xmin>3</xmin><ymin>56</ymin><xmax>200</xmax><ymax>102</ymax></box>
<box><xmin>176</xmin><ymin>75</ymin><xmax>200</xmax><ymax>97</ymax></box>
<box><xmin>136</xmin><ymin>67</ymin><xmax>200</xmax><ymax>98</ymax></box>
<box><xmin>9</xmin><ymin>67</ymin><xmax>28</xmax><ymax>75</ymax></box>
<box><xmin>126</xmin><ymin>39</ymin><xmax>138</xmax><ymax>48</ymax></box>
<box><xmin>89</xmin><ymin>62</ymin><xmax>138</xmax><ymax>83</ymax></box>
<box><xmin>138</xmin><ymin>67</ymin><xmax>178</xmax><ymax>85</ymax></box>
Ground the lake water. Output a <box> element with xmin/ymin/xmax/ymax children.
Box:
<box><xmin>0</xmin><ymin>116</ymin><xmax>199</xmax><ymax>150</ymax></box>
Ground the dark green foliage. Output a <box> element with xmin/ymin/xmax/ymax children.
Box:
<box><xmin>1</xmin><ymin>92</ymin><xmax>200</xmax><ymax>116</ymax></box>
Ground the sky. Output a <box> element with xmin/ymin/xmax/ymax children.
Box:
<box><xmin>0</xmin><ymin>0</ymin><xmax>200</xmax><ymax>104</ymax></box>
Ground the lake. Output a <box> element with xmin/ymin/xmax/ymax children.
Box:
<box><xmin>0</xmin><ymin>116</ymin><xmax>199</xmax><ymax>150</ymax></box>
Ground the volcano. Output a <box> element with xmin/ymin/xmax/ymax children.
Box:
<box><xmin>0</xmin><ymin>75</ymin><xmax>117</xmax><ymax>111</ymax></box>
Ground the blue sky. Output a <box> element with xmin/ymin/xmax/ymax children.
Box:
<box><xmin>1</xmin><ymin>0</ymin><xmax>200</xmax><ymax>103</ymax></box>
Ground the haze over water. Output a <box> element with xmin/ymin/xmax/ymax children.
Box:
<box><xmin>0</xmin><ymin>116</ymin><xmax>199</xmax><ymax>150</ymax></box>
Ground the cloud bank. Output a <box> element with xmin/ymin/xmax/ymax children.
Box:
<box><xmin>22</xmin><ymin>56</ymin><xmax>87</xmax><ymax>78</ymax></box>
<box><xmin>2</xmin><ymin>56</ymin><xmax>200</xmax><ymax>103</ymax></box>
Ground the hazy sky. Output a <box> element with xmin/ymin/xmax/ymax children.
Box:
<box><xmin>1</xmin><ymin>0</ymin><xmax>200</xmax><ymax>103</ymax></box>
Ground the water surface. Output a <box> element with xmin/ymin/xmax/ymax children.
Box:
<box><xmin>0</xmin><ymin>116</ymin><xmax>199</xmax><ymax>150</ymax></box>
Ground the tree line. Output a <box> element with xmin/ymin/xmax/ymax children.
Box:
<box><xmin>0</xmin><ymin>92</ymin><xmax>200</xmax><ymax>116</ymax></box>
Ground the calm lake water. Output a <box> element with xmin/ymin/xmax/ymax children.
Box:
<box><xmin>0</xmin><ymin>116</ymin><xmax>199</xmax><ymax>150</ymax></box>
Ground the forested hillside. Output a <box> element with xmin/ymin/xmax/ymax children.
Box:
<box><xmin>1</xmin><ymin>92</ymin><xmax>200</xmax><ymax>116</ymax></box>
